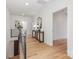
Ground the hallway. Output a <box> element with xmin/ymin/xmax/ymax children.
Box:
<box><xmin>27</xmin><ymin>37</ymin><xmax>71</xmax><ymax>59</ymax></box>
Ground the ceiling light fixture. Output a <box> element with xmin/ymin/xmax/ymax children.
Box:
<box><xmin>25</xmin><ymin>2</ymin><xmax>29</xmax><ymax>6</ymax></box>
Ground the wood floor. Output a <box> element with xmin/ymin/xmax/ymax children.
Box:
<box><xmin>11</xmin><ymin>37</ymin><xmax>71</xmax><ymax>59</ymax></box>
<box><xmin>27</xmin><ymin>37</ymin><xmax>71</xmax><ymax>59</ymax></box>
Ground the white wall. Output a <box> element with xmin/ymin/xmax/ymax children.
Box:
<box><xmin>34</xmin><ymin>0</ymin><xmax>73</xmax><ymax>58</ymax></box>
<box><xmin>53</xmin><ymin>9</ymin><xmax>67</xmax><ymax>40</ymax></box>
<box><xmin>6</xmin><ymin>8</ymin><xmax>15</xmax><ymax>58</ymax></box>
<box><xmin>6</xmin><ymin>8</ymin><xmax>11</xmax><ymax>59</ymax></box>
<box><xmin>10</xmin><ymin>15</ymin><xmax>32</xmax><ymax>37</ymax></box>
<box><xmin>6</xmin><ymin>14</ymin><xmax>33</xmax><ymax>58</ymax></box>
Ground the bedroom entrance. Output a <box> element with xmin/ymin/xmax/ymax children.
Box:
<box><xmin>53</xmin><ymin>8</ymin><xmax>67</xmax><ymax>52</ymax></box>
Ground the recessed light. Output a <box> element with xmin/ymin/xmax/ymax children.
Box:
<box><xmin>25</xmin><ymin>2</ymin><xmax>29</xmax><ymax>6</ymax></box>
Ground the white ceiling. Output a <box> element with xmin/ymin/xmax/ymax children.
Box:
<box><xmin>6</xmin><ymin>0</ymin><xmax>52</xmax><ymax>17</ymax></box>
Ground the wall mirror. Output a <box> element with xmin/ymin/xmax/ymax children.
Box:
<box><xmin>37</xmin><ymin>17</ymin><xmax>42</xmax><ymax>29</ymax></box>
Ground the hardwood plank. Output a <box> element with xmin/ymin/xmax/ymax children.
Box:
<box><xmin>27</xmin><ymin>38</ymin><xmax>71</xmax><ymax>59</ymax></box>
<box><xmin>10</xmin><ymin>37</ymin><xmax>71</xmax><ymax>59</ymax></box>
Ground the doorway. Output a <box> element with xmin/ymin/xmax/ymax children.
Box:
<box><xmin>53</xmin><ymin>8</ymin><xmax>67</xmax><ymax>51</ymax></box>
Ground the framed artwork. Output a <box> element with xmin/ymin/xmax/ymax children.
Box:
<box><xmin>11</xmin><ymin>29</ymin><xmax>19</xmax><ymax>37</ymax></box>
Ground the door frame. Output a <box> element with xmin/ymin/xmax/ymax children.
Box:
<box><xmin>52</xmin><ymin>7</ymin><xmax>68</xmax><ymax>45</ymax></box>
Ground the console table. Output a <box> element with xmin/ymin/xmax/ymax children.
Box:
<box><xmin>32</xmin><ymin>30</ymin><xmax>44</xmax><ymax>42</ymax></box>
